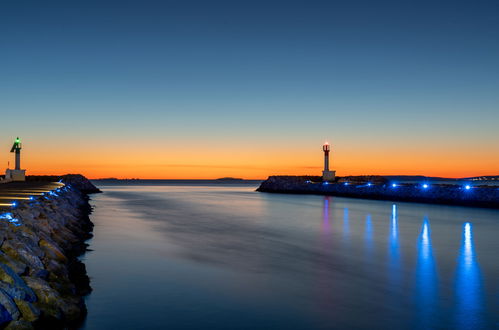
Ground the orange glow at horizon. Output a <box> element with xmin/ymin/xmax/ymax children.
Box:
<box><xmin>6</xmin><ymin>139</ymin><xmax>498</xmax><ymax>180</ymax></box>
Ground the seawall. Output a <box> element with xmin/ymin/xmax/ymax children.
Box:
<box><xmin>257</xmin><ymin>176</ymin><xmax>499</xmax><ymax>208</ymax></box>
<box><xmin>0</xmin><ymin>175</ymin><xmax>99</xmax><ymax>329</ymax></box>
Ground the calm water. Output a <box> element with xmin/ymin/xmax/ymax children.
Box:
<box><xmin>81</xmin><ymin>182</ymin><xmax>499</xmax><ymax>329</ymax></box>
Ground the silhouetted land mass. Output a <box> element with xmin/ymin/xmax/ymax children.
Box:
<box><xmin>216</xmin><ymin>177</ymin><xmax>244</xmax><ymax>181</ymax></box>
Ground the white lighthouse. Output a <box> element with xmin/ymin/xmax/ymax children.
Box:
<box><xmin>5</xmin><ymin>137</ymin><xmax>26</xmax><ymax>182</ymax></box>
<box><xmin>322</xmin><ymin>142</ymin><xmax>336</xmax><ymax>182</ymax></box>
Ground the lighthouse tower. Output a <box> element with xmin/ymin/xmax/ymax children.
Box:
<box><xmin>5</xmin><ymin>137</ymin><xmax>26</xmax><ymax>182</ymax></box>
<box><xmin>322</xmin><ymin>142</ymin><xmax>336</xmax><ymax>182</ymax></box>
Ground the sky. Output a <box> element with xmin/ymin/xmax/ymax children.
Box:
<box><xmin>0</xmin><ymin>0</ymin><xmax>498</xmax><ymax>179</ymax></box>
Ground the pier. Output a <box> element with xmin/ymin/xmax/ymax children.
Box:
<box><xmin>257</xmin><ymin>176</ymin><xmax>499</xmax><ymax>208</ymax></box>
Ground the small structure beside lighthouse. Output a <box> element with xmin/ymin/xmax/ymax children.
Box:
<box><xmin>322</xmin><ymin>142</ymin><xmax>336</xmax><ymax>181</ymax></box>
<box><xmin>5</xmin><ymin>137</ymin><xmax>26</xmax><ymax>182</ymax></box>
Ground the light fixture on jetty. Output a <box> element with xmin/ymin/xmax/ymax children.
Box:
<box><xmin>5</xmin><ymin>137</ymin><xmax>26</xmax><ymax>182</ymax></box>
<box><xmin>322</xmin><ymin>141</ymin><xmax>336</xmax><ymax>182</ymax></box>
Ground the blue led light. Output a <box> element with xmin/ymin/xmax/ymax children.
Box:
<box><xmin>422</xmin><ymin>184</ymin><xmax>429</xmax><ymax>189</ymax></box>
<box><xmin>29</xmin><ymin>196</ymin><xmax>35</xmax><ymax>201</ymax></box>
<box><xmin>392</xmin><ymin>183</ymin><xmax>397</xmax><ymax>188</ymax></box>
<box><xmin>0</xmin><ymin>212</ymin><xmax>21</xmax><ymax>226</ymax></box>
<box><xmin>367</xmin><ymin>183</ymin><xmax>372</xmax><ymax>186</ymax></box>
<box><xmin>344</xmin><ymin>182</ymin><xmax>349</xmax><ymax>186</ymax></box>
<box><xmin>323</xmin><ymin>181</ymin><xmax>329</xmax><ymax>185</ymax></box>
<box><xmin>11</xmin><ymin>201</ymin><xmax>17</xmax><ymax>207</ymax></box>
<box><xmin>465</xmin><ymin>185</ymin><xmax>471</xmax><ymax>190</ymax></box>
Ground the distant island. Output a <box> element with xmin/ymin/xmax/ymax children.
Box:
<box><xmin>216</xmin><ymin>177</ymin><xmax>244</xmax><ymax>181</ymax></box>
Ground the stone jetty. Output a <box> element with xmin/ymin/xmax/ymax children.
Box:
<box><xmin>257</xmin><ymin>176</ymin><xmax>499</xmax><ymax>208</ymax></box>
<box><xmin>0</xmin><ymin>175</ymin><xmax>99</xmax><ymax>329</ymax></box>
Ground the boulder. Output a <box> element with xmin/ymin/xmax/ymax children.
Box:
<box><xmin>1</xmin><ymin>241</ymin><xmax>45</xmax><ymax>271</ymax></box>
<box><xmin>0</xmin><ymin>252</ymin><xmax>27</xmax><ymax>275</ymax></box>
<box><xmin>22</xmin><ymin>277</ymin><xmax>61</xmax><ymax>306</ymax></box>
<box><xmin>0</xmin><ymin>304</ymin><xmax>12</xmax><ymax>326</ymax></box>
<box><xmin>13</xmin><ymin>299</ymin><xmax>40</xmax><ymax>323</ymax></box>
<box><xmin>0</xmin><ymin>288</ymin><xmax>20</xmax><ymax>320</ymax></box>
<box><xmin>4</xmin><ymin>319</ymin><xmax>34</xmax><ymax>330</ymax></box>
<box><xmin>0</xmin><ymin>282</ymin><xmax>36</xmax><ymax>303</ymax></box>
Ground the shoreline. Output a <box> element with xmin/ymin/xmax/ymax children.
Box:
<box><xmin>257</xmin><ymin>176</ymin><xmax>499</xmax><ymax>209</ymax></box>
<box><xmin>0</xmin><ymin>175</ymin><xmax>100</xmax><ymax>329</ymax></box>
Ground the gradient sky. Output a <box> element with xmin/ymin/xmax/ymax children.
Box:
<box><xmin>1</xmin><ymin>0</ymin><xmax>498</xmax><ymax>179</ymax></box>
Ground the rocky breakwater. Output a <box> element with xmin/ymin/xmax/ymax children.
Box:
<box><xmin>0</xmin><ymin>175</ymin><xmax>100</xmax><ymax>329</ymax></box>
<box><xmin>257</xmin><ymin>176</ymin><xmax>499</xmax><ymax>208</ymax></box>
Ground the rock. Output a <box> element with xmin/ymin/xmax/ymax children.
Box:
<box><xmin>45</xmin><ymin>260</ymin><xmax>68</xmax><ymax>279</ymax></box>
<box><xmin>57</xmin><ymin>297</ymin><xmax>83</xmax><ymax>323</ymax></box>
<box><xmin>4</xmin><ymin>319</ymin><xmax>34</xmax><ymax>330</ymax></box>
<box><xmin>22</xmin><ymin>277</ymin><xmax>61</xmax><ymax>306</ymax></box>
<box><xmin>0</xmin><ymin>288</ymin><xmax>20</xmax><ymax>320</ymax></box>
<box><xmin>13</xmin><ymin>299</ymin><xmax>40</xmax><ymax>323</ymax></box>
<box><xmin>0</xmin><ymin>265</ymin><xmax>25</xmax><ymax>288</ymax></box>
<box><xmin>38</xmin><ymin>240</ymin><xmax>67</xmax><ymax>263</ymax></box>
<box><xmin>68</xmin><ymin>261</ymin><xmax>91</xmax><ymax>296</ymax></box>
<box><xmin>0</xmin><ymin>304</ymin><xmax>13</xmax><ymax>326</ymax></box>
<box><xmin>0</xmin><ymin>252</ymin><xmax>27</xmax><ymax>275</ymax></box>
<box><xmin>0</xmin><ymin>282</ymin><xmax>36</xmax><ymax>303</ymax></box>
<box><xmin>1</xmin><ymin>241</ymin><xmax>45</xmax><ymax>271</ymax></box>
<box><xmin>32</xmin><ymin>270</ymin><xmax>49</xmax><ymax>280</ymax></box>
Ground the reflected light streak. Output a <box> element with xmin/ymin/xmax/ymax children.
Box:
<box><xmin>455</xmin><ymin>222</ymin><xmax>484</xmax><ymax>329</ymax></box>
<box><xmin>415</xmin><ymin>217</ymin><xmax>438</xmax><ymax>328</ymax></box>
<box><xmin>390</xmin><ymin>204</ymin><xmax>399</xmax><ymax>258</ymax></box>
<box><xmin>388</xmin><ymin>204</ymin><xmax>401</xmax><ymax>284</ymax></box>
<box><xmin>322</xmin><ymin>197</ymin><xmax>331</xmax><ymax>234</ymax></box>
<box><xmin>365</xmin><ymin>214</ymin><xmax>373</xmax><ymax>253</ymax></box>
<box><xmin>343</xmin><ymin>208</ymin><xmax>350</xmax><ymax>241</ymax></box>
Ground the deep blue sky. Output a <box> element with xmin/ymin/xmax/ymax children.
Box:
<box><xmin>0</xmin><ymin>0</ymin><xmax>498</xmax><ymax>177</ymax></box>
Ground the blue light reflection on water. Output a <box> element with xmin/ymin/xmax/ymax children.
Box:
<box><xmin>322</xmin><ymin>197</ymin><xmax>330</xmax><ymax>234</ymax></box>
<box><xmin>365</xmin><ymin>214</ymin><xmax>373</xmax><ymax>254</ymax></box>
<box><xmin>387</xmin><ymin>203</ymin><xmax>403</xmax><ymax>293</ymax></box>
<box><xmin>389</xmin><ymin>204</ymin><xmax>400</xmax><ymax>266</ymax></box>
<box><xmin>455</xmin><ymin>222</ymin><xmax>484</xmax><ymax>329</ymax></box>
<box><xmin>415</xmin><ymin>217</ymin><xmax>438</xmax><ymax>328</ymax></box>
<box><xmin>343</xmin><ymin>207</ymin><xmax>349</xmax><ymax>241</ymax></box>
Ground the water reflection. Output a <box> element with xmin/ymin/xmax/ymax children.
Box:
<box><xmin>365</xmin><ymin>214</ymin><xmax>373</xmax><ymax>254</ymax></box>
<box><xmin>322</xmin><ymin>197</ymin><xmax>331</xmax><ymax>234</ymax></box>
<box><xmin>389</xmin><ymin>204</ymin><xmax>400</xmax><ymax>263</ymax></box>
<box><xmin>455</xmin><ymin>222</ymin><xmax>484</xmax><ymax>329</ymax></box>
<box><xmin>415</xmin><ymin>217</ymin><xmax>438</xmax><ymax>328</ymax></box>
<box><xmin>343</xmin><ymin>207</ymin><xmax>350</xmax><ymax>241</ymax></box>
<box><xmin>388</xmin><ymin>204</ymin><xmax>401</xmax><ymax>285</ymax></box>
